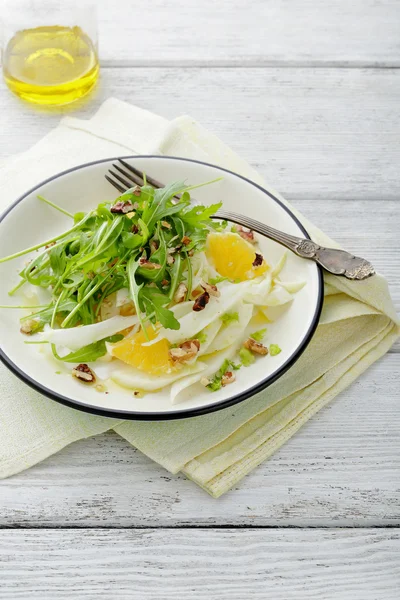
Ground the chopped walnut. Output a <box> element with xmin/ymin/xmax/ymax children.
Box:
<box><xmin>169</xmin><ymin>339</ymin><xmax>200</xmax><ymax>364</ymax></box>
<box><xmin>72</xmin><ymin>363</ymin><xmax>96</xmax><ymax>384</ymax></box>
<box><xmin>235</xmin><ymin>225</ymin><xmax>255</xmax><ymax>244</ymax></box>
<box><xmin>132</xmin><ymin>186</ymin><xmax>141</xmax><ymax>197</ymax></box>
<box><xmin>167</xmin><ymin>254</ymin><xmax>175</xmax><ymax>266</ymax></box>
<box><xmin>110</xmin><ymin>200</ymin><xmax>136</xmax><ymax>214</ymax></box>
<box><xmin>181</xmin><ymin>236</ymin><xmax>191</xmax><ymax>246</ymax></box>
<box><xmin>150</xmin><ymin>239</ymin><xmax>159</xmax><ymax>255</ymax></box>
<box><xmin>161</xmin><ymin>279</ymin><xmax>169</xmax><ymax>288</ymax></box>
<box><xmin>174</xmin><ymin>282</ymin><xmax>188</xmax><ymax>303</ymax></box>
<box><xmin>20</xmin><ymin>319</ymin><xmax>40</xmax><ymax>335</ymax></box>
<box><xmin>222</xmin><ymin>371</ymin><xmax>236</xmax><ymax>386</ymax></box>
<box><xmin>201</xmin><ymin>280</ymin><xmax>220</xmax><ymax>298</ymax></box>
<box><xmin>193</xmin><ymin>291</ymin><xmax>210</xmax><ymax>311</ymax></box>
<box><xmin>161</xmin><ymin>220</ymin><xmax>172</xmax><ymax>229</ymax></box>
<box><xmin>244</xmin><ymin>338</ymin><xmax>268</xmax><ymax>355</ymax></box>
<box><xmin>138</xmin><ymin>257</ymin><xmax>161</xmax><ymax>270</ymax></box>
<box><xmin>252</xmin><ymin>253</ymin><xmax>264</xmax><ymax>267</ymax></box>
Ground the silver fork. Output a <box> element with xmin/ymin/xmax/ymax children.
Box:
<box><xmin>105</xmin><ymin>159</ymin><xmax>375</xmax><ymax>280</ymax></box>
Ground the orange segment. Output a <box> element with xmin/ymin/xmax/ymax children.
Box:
<box><xmin>206</xmin><ymin>232</ymin><xmax>269</xmax><ymax>281</ymax></box>
<box><xmin>109</xmin><ymin>326</ymin><xmax>172</xmax><ymax>375</ymax></box>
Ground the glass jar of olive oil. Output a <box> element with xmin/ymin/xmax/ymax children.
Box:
<box><xmin>1</xmin><ymin>1</ymin><xmax>99</xmax><ymax>106</ymax></box>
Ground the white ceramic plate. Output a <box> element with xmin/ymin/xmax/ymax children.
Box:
<box><xmin>0</xmin><ymin>156</ymin><xmax>323</xmax><ymax>420</ymax></box>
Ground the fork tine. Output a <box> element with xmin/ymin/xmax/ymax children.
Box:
<box><xmin>112</xmin><ymin>163</ymin><xmax>144</xmax><ymax>187</ymax></box>
<box><xmin>118</xmin><ymin>159</ymin><xmax>166</xmax><ymax>190</ymax></box>
<box><xmin>108</xmin><ymin>169</ymin><xmax>132</xmax><ymax>189</ymax></box>
<box><xmin>105</xmin><ymin>174</ymin><xmax>126</xmax><ymax>193</ymax></box>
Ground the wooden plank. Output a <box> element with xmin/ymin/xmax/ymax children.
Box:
<box><xmin>96</xmin><ymin>0</ymin><xmax>400</xmax><ymax>66</ymax></box>
<box><xmin>1</xmin><ymin>355</ymin><xmax>398</xmax><ymax>528</ymax></box>
<box><xmin>1</xmin><ymin>68</ymin><xmax>399</xmax><ymax>201</ymax></box>
<box><xmin>0</xmin><ymin>529</ymin><xmax>399</xmax><ymax>599</ymax></box>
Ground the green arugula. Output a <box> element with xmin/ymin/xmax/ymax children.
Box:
<box><xmin>52</xmin><ymin>334</ymin><xmax>123</xmax><ymax>363</ymax></box>
<box><xmin>1</xmin><ymin>176</ymin><xmax>224</xmax><ymax>359</ymax></box>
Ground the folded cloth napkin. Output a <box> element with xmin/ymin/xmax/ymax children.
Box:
<box><xmin>0</xmin><ymin>99</ymin><xmax>398</xmax><ymax>497</ymax></box>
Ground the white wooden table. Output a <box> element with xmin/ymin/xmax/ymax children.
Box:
<box><xmin>1</xmin><ymin>2</ymin><xmax>399</xmax><ymax>597</ymax></box>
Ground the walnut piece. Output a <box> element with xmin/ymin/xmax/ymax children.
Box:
<box><xmin>181</xmin><ymin>236</ymin><xmax>191</xmax><ymax>246</ymax></box>
<box><xmin>221</xmin><ymin>371</ymin><xmax>236</xmax><ymax>386</ymax></box>
<box><xmin>20</xmin><ymin>319</ymin><xmax>40</xmax><ymax>335</ymax></box>
<box><xmin>235</xmin><ymin>225</ymin><xmax>255</xmax><ymax>244</ymax></box>
<box><xmin>244</xmin><ymin>338</ymin><xmax>268</xmax><ymax>355</ymax></box>
<box><xmin>201</xmin><ymin>280</ymin><xmax>220</xmax><ymax>298</ymax></box>
<box><xmin>110</xmin><ymin>200</ymin><xmax>136</xmax><ymax>214</ymax></box>
<box><xmin>138</xmin><ymin>257</ymin><xmax>161</xmax><ymax>270</ymax></box>
<box><xmin>193</xmin><ymin>291</ymin><xmax>210</xmax><ymax>311</ymax></box>
<box><xmin>150</xmin><ymin>240</ymin><xmax>159</xmax><ymax>255</ymax></box>
<box><xmin>72</xmin><ymin>363</ymin><xmax>96</xmax><ymax>384</ymax></box>
<box><xmin>169</xmin><ymin>339</ymin><xmax>200</xmax><ymax>364</ymax></box>
<box><xmin>252</xmin><ymin>253</ymin><xmax>264</xmax><ymax>267</ymax></box>
<box><xmin>173</xmin><ymin>282</ymin><xmax>188</xmax><ymax>303</ymax></box>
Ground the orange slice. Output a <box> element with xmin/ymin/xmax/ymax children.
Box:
<box><xmin>206</xmin><ymin>232</ymin><xmax>268</xmax><ymax>281</ymax></box>
<box><xmin>109</xmin><ymin>326</ymin><xmax>172</xmax><ymax>375</ymax></box>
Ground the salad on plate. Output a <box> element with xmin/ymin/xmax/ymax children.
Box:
<box><xmin>0</xmin><ymin>177</ymin><xmax>305</xmax><ymax>404</ymax></box>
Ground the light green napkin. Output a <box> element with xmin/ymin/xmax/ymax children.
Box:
<box><xmin>0</xmin><ymin>99</ymin><xmax>398</xmax><ymax>497</ymax></box>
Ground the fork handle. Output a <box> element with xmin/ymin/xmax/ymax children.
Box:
<box><xmin>214</xmin><ymin>211</ymin><xmax>375</xmax><ymax>280</ymax></box>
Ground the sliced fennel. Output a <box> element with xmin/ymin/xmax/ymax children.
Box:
<box><xmin>111</xmin><ymin>361</ymin><xmax>205</xmax><ymax>392</ymax></box>
<box><xmin>171</xmin><ymin>344</ymin><xmax>239</xmax><ymax>404</ymax></box>
<box><xmin>39</xmin><ymin>314</ymin><xmax>139</xmax><ymax>350</ymax></box>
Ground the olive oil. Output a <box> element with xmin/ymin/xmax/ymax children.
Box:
<box><xmin>3</xmin><ymin>25</ymin><xmax>99</xmax><ymax>105</ymax></box>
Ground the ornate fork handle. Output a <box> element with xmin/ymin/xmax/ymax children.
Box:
<box><xmin>215</xmin><ymin>211</ymin><xmax>375</xmax><ymax>280</ymax></box>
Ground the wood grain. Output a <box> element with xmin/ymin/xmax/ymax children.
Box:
<box><xmin>1</xmin><ymin>355</ymin><xmax>398</xmax><ymax>528</ymax></box>
<box><xmin>1</xmin><ymin>529</ymin><xmax>399</xmax><ymax>599</ymax></box>
<box><xmin>96</xmin><ymin>0</ymin><xmax>400</xmax><ymax>66</ymax></box>
<box><xmin>1</xmin><ymin>67</ymin><xmax>399</xmax><ymax>202</ymax></box>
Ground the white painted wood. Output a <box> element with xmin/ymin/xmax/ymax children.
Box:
<box><xmin>1</xmin><ymin>355</ymin><xmax>398</xmax><ymax>527</ymax></box>
<box><xmin>0</xmin><ymin>529</ymin><xmax>399</xmax><ymax>599</ymax></box>
<box><xmin>96</xmin><ymin>0</ymin><xmax>400</xmax><ymax>66</ymax></box>
<box><xmin>1</xmin><ymin>68</ymin><xmax>399</xmax><ymax>201</ymax></box>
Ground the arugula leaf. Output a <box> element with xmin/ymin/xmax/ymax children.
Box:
<box><xmin>250</xmin><ymin>328</ymin><xmax>267</xmax><ymax>342</ymax></box>
<box><xmin>52</xmin><ymin>334</ymin><xmax>123</xmax><ymax>363</ymax></box>
<box><xmin>178</xmin><ymin>202</ymin><xmax>222</xmax><ymax>229</ymax></box>
<box><xmin>140</xmin><ymin>286</ymin><xmax>180</xmax><ymax>330</ymax></box>
<box><xmin>127</xmin><ymin>256</ymin><xmax>146</xmax><ymax>332</ymax></box>
<box><xmin>20</xmin><ymin>300</ymin><xmax>78</xmax><ymax>324</ymax></box>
